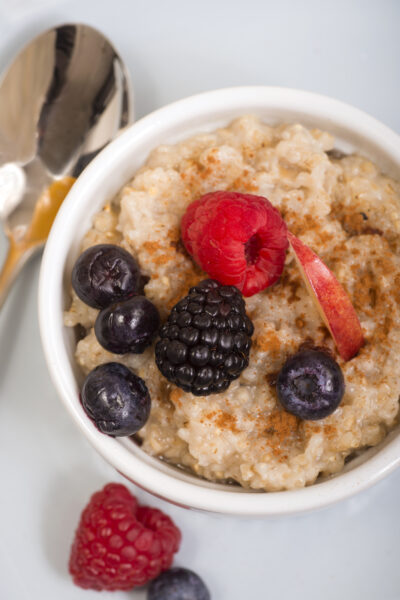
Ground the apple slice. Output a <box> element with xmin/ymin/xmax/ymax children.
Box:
<box><xmin>287</xmin><ymin>231</ymin><xmax>364</xmax><ymax>361</ymax></box>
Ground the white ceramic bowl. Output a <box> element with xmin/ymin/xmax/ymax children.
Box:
<box><xmin>39</xmin><ymin>86</ymin><xmax>400</xmax><ymax>516</ymax></box>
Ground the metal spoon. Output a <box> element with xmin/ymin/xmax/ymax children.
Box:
<box><xmin>0</xmin><ymin>23</ymin><xmax>133</xmax><ymax>309</ymax></box>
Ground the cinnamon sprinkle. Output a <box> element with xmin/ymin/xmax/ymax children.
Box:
<box><xmin>214</xmin><ymin>411</ymin><xmax>239</xmax><ymax>434</ymax></box>
<box><xmin>323</xmin><ymin>424</ymin><xmax>337</xmax><ymax>440</ymax></box>
<box><xmin>283</xmin><ymin>211</ymin><xmax>334</xmax><ymax>244</ymax></box>
<box><xmin>152</xmin><ymin>253</ymin><xmax>174</xmax><ymax>265</ymax></box>
<box><xmin>206</xmin><ymin>151</ymin><xmax>218</xmax><ymax>164</ymax></box>
<box><xmin>170</xmin><ymin>387</ymin><xmax>183</xmax><ymax>407</ymax></box>
<box><xmin>143</xmin><ymin>240</ymin><xmax>162</xmax><ymax>254</ymax></box>
<box><xmin>339</xmin><ymin>210</ymin><xmax>383</xmax><ymax>237</ymax></box>
<box><xmin>263</xmin><ymin>409</ymin><xmax>301</xmax><ymax>457</ymax></box>
<box><xmin>295</xmin><ymin>315</ymin><xmax>306</xmax><ymax>329</ymax></box>
<box><xmin>255</xmin><ymin>330</ymin><xmax>282</xmax><ymax>356</ymax></box>
<box><xmin>167</xmin><ymin>227</ymin><xmax>180</xmax><ymax>243</ymax></box>
<box><xmin>266</xmin><ymin>371</ymin><xmax>280</xmax><ymax>387</ymax></box>
<box><xmin>394</xmin><ymin>274</ymin><xmax>400</xmax><ymax>305</ymax></box>
<box><xmin>279</xmin><ymin>270</ymin><xmax>301</xmax><ymax>304</ymax></box>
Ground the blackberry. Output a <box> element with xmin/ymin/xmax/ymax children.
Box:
<box><xmin>155</xmin><ymin>279</ymin><xmax>254</xmax><ymax>396</ymax></box>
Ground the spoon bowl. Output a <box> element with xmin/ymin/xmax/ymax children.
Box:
<box><xmin>0</xmin><ymin>23</ymin><xmax>133</xmax><ymax>308</ymax></box>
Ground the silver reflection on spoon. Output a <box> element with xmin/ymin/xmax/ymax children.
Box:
<box><xmin>0</xmin><ymin>23</ymin><xmax>133</xmax><ymax>309</ymax></box>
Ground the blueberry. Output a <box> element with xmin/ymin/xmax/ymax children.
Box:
<box><xmin>72</xmin><ymin>244</ymin><xmax>142</xmax><ymax>309</ymax></box>
<box><xmin>81</xmin><ymin>362</ymin><xmax>151</xmax><ymax>436</ymax></box>
<box><xmin>94</xmin><ymin>296</ymin><xmax>160</xmax><ymax>354</ymax></box>
<box><xmin>148</xmin><ymin>567</ymin><xmax>210</xmax><ymax>600</ymax></box>
<box><xmin>276</xmin><ymin>349</ymin><xmax>345</xmax><ymax>420</ymax></box>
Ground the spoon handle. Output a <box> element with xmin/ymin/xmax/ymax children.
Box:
<box><xmin>0</xmin><ymin>237</ymin><xmax>40</xmax><ymax>310</ymax></box>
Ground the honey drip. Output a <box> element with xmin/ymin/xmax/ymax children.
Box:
<box><xmin>0</xmin><ymin>176</ymin><xmax>75</xmax><ymax>307</ymax></box>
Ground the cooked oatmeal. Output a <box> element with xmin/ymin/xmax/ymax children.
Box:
<box><xmin>65</xmin><ymin>116</ymin><xmax>400</xmax><ymax>491</ymax></box>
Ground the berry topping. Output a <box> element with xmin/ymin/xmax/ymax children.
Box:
<box><xmin>155</xmin><ymin>279</ymin><xmax>254</xmax><ymax>396</ymax></box>
<box><xmin>72</xmin><ymin>244</ymin><xmax>142</xmax><ymax>309</ymax></box>
<box><xmin>69</xmin><ymin>483</ymin><xmax>181</xmax><ymax>591</ymax></box>
<box><xmin>181</xmin><ymin>191</ymin><xmax>288</xmax><ymax>297</ymax></box>
<box><xmin>95</xmin><ymin>295</ymin><xmax>160</xmax><ymax>354</ymax></box>
<box><xmin>148</xmin><ymin>567</ymin><xmax>210</xmax><ymax>600</ymax></box>
<box><xmin>276</xmin><ymin>349</ymin><xmax>345</xmax><ymax>420</ymax></box>
<box><xmin>81</xmin><ymin>362</ymin><xmax>151</xmax><ymax>436</ymax></box>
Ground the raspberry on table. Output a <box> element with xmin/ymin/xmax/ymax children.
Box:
<box><xmin>155</xmin><ymin>279</ymin><xmax>254</xmax><ymax>396</ymax></box>
<box><xmin>181</xmin><ymin>191</ymin><xmax>288</xmax><ymax>297</ymax></box>
<box><xmin>69</xmin><ymin>483</ymin><xmax>181</xmax><ymax>591</ymax></box>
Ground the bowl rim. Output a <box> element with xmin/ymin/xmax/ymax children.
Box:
<box><xmin>39</xmin><ymin>85</ymin><xmax>400</xmax><ymax>516</ymax></box>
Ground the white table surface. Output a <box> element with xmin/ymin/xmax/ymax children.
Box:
<box><xmin>0</xmin><ymin>1</ymin><xmax>399</xmax><ymax>598</ymax></box>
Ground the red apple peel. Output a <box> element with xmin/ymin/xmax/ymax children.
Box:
<box><xmin>288</xmin><ymin>231</ymin><xmax>364</xmax><ymax>361</ymax></box>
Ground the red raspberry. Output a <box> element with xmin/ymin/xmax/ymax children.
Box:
<box><xmin>69</xmin><ymin>483</ymin><xmax>181</xmax><ymax>591</ymax></box>
<box><xmin>181</xmin><ymin>191</ymin><xmax>288</xmax><ymax>296</ymax></box>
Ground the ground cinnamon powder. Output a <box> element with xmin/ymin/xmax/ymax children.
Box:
<box><xmin>263</xmin><ymin>409</ymin><xmax>301</xmax><ymax>458</ymax></box>
<box><xmin>170</xmin><ymin>388</ymin><xmax>183</xmax><ymax>408</ymax></box>
<box><xmin>279</xmin><ymin>270</ymin><xmax>302</xmax><ymax>304</ymax></box>
<box><xmin>214</xmin><ymin>411</ymin><xmax>239</xmax><ymax>434</ymax></box>
<box><xmin>295</xmin><ymin>315</ymin><xmax>306</xmax><ymax>329</ymax></box>
<box><xmin>255</xmin><ymin>331</ymin><xmax>282</xmax><ymax>356</ymax></box>
<box><xmin>339</xmin><ymin>210</ymin><xmax>383</xmax><ymax>237</ymax></box>
<box><xmin>142</xmin><ymin>240</ymin><xmax>162</xmax><ymax>254</ymax></box>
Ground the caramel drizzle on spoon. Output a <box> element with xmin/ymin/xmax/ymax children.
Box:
<box><xmin>0</xmin><ymin>176</ymin><xmax>75</xmax><ymax>306</ymax></box>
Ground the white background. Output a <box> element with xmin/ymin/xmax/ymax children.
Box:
<box><xmin>0</xmin><ymin>1</ymin><xmax>399</xmax><ymax>599</ymax></box>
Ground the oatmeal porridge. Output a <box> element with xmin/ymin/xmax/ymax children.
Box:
<box><xmin>65</xmin><ymin>115</ymin><xmax>400</xmax><ymax>492</ymax></box>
